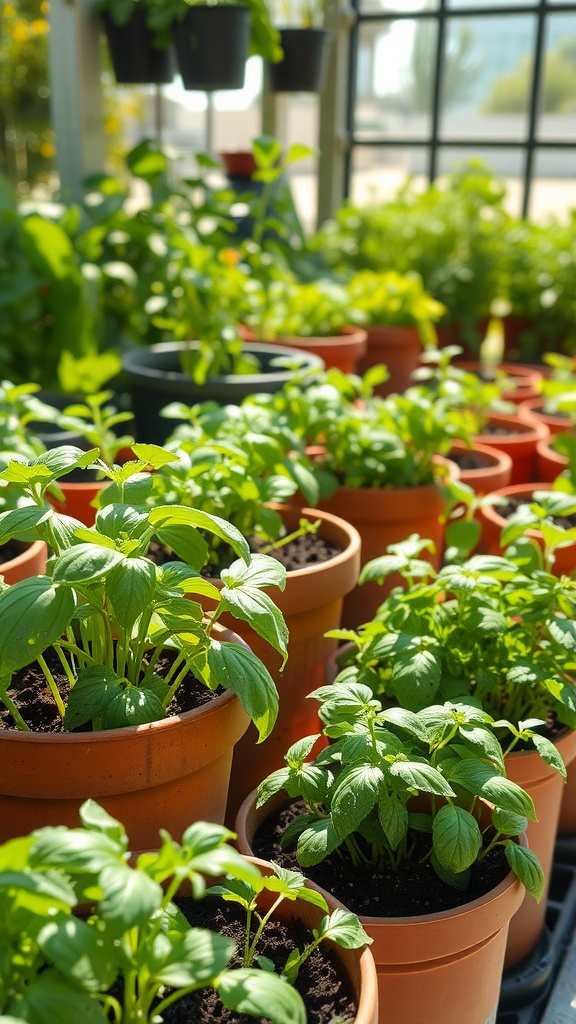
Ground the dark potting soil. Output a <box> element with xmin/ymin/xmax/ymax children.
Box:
<box><xmin>147</xmin><ymin>531</ymin><xmax>343</xmax><ymax>574</ymax></box>
<box><xmin>0</xmin><ymin>540</ymin><xmax>25</xmax><ymax>566</ymax></box>
<box><xmin>158</xmin><ymin>894</ymin><xmax>357</xmax><ymax>1024</ymax></box>
<box><xmin>252</xmin><ymin>800</ymin><xmax>511</xmax><ymax>919</ymax></box>
<box><xmin>0</xmin><ymin>647</ymin><xmax>220</xmax><ymax>734</ymax></box>
<box><xmin>498</xmin><ymin>496</ymin><xmax>576</xmax><ymax>530</ymax></box>
<box><xmin>481</xmin><ymin>422</ymin><xmax>530</xmax><ymax>437</ymax></box>
<box><xmin>449</xmin><ymin>450</ymin><xmax>495</xmax><ymax>472</ymax></box>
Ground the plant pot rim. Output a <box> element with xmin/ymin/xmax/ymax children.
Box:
<box><xmin>122</xmin><ymin>341</ymin><xmax>324</xmax><ymax>388</ymax></box>
<box><xmin>479</xmin><ymin>481</ymin><xmax>554</xmax><ymax>536</ymax></box>
<box><xmin>536</xmin><ymin>437</ymin><xmax>568</xmax><ymax>465</ymax></box>
<box><xmin>519</xmin><ymin>397</ymin><xmax>571</xmax><ymax>428</ymax></box>
<box><xmin>239</xmin><ymin>325</ymin><xmax>368</xmax><ymax>353</ymax></box>
<box><xmin>449</xmin><ymin>438</ymin><xmax>513</xmax><ymax>475</ymax></box>
<box><xmin>476</xmin><ymin>412</ymin><xmax>550</xmax><ymax>443</ymax></box>
<box><xmin>267</xmin><ymin>503</ymin><xmax>361</xmax><ymax>581</ymax></box>
<box><xmin>1</xmin><ymin>540</ymin><xmax>46</xmax><ymax>577</ymax></box>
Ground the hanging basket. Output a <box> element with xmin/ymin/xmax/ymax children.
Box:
<box><xmin>172</xmin><ymin>5</ymin><xmax>250</xmax><ymax>91</ymax></box>
<box><xmin>101</xmin><ymin>8</ymin><xmax>173</xmax><ymax>85</ymax></box>
<box><xmin>269</xmin><ymin>28</ymin><xmax>330</xmax><ymax>92</ymax></box>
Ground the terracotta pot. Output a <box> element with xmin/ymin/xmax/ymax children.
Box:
<box><xmin>219</xmin><ymin>150</ymin><xmax>257</xmax><ymax>178</ymax></box>
<box><xmin>236</xmin><ymin>791</ymin><xmax>525</xmax><ymax>1024</ymax></box>
<box><xmin>357</xmin><ymin>324</ymin><xmax>422</xmax><ymax>397</ymax></box>
<box><xmin>504</xmin><ymin>730</ymin><xmax>576</xmax><ymax>968</ymax></box>
<box><xmin>518</xmin><ymin>397</ymin><xmax>571</xmax><ymax>437</ymax></box>
<box><xmin>536</xmin><ymin>437</ymin><xmax>568</xmax><ymax>483</ymax></box>
<box><xmin>0</xmin><ymin>540</ymin><xmax>47</xmax><ymax>584</ymax></box>
<box><xmin>454</xmin><ymin>360</ymin><xmax>543</xmax><ymax>405</ymax></box>
<box><xmin>448</xmin><ymin>439</ymin><xmax>512</xmax><ymax>495</ymax></box>
<box><xmin>476</xmin><ymin>482</ymin><xmax>576</xmax><ymax>575</ymax></box>
<box><xmin>216</xmin><ymin>505</ymin><xmax>361</xmax><ymax>824</ymax></box>
<box><xmin>238</xmin><ymin>325</ymin><xmax>368</xmax><ymax>375</ymax></box>
<box><xmin>48</xmin><ymin>480</ymin><xmax>108</xmax><ymax>527</ymax></box>
<box><xmin>559</xmin><ymin>755</ymin><xmax>576</xmax><ymax>835</ymax></box>
<box><xmin>0</xmin><ymin>624</ymin><xmax>250</xmax><ymax>848</ymax></box>
<box><xmin>472</xmin><ymin>413</ymin><xmax>549</xmax><ymax>485</ymax></box>
<box><xmin>316</xmin><ymin>460</ymin><xmax>455</xmax><ymax>630</ymax></box>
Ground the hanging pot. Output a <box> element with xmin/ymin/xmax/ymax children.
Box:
<box><xmin>172</xmin><ymin>5</ymin><xmax>250</xmax><ymax>91</ymax></box>
<box><xmin>269</xmin><ymin>27</ymin><xmax>330</xmax><ymax>93</ymax></box>
<box><xmin>101</xmin><ymin>8</ymin><xmax>173</xmax><ymax>85</ymax></box>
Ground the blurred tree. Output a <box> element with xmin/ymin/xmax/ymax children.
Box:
<box><xmin>483</xmin><ymin>36</ymin><xmax>576</xmax><ymax>114</ymax></box>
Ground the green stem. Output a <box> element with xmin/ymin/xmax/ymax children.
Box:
<box><xmin>246</xmin><ymin>894</ymin><xmax>285</xmax><ymax>966</ymax></box>
<box><xmin>37</xmin><ymin>653</ymin><xmax>66</xmax><ymax>718</ymax></box>
<box><xmin>1</xmin><ymin>691</ymin><xmax>30</xmax><ymax>731</ymax></box>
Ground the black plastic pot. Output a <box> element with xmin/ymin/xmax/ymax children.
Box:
<box><xmin>172</xmin><ymin>5</ymin><xmax>250</xmax><ymax>91</ymax></box>
<box><xmin>101</xmin><ymin>9</ymin><xmax>173</xmax><ymax>85</ymax></box>
<box><xmin>122</xmin><ymin>341</ymin><xmax>324</xmax><ymax>443</ymax></box>
<box><xmin>269</xmin><ymin>28</ymin><xmax>330</xmax><ymax>93</ymax></box>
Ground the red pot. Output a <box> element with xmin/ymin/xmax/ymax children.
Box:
<box><xmin>357</xmin><ymin>324</ymin><xmax>423</xmax><ymax>396</ymax></box>
<box><xmin>472</xmin><ymin>413</ymin><xmax>549</xmax><ymax>485</ymax></box>
<box><xmin>519</xmin><ymin>397</ymin><xmax>571</xmax><ymax>436</ymax></box>
<box><xmin>476</xmin><ymin>482</ymin><xmax>576</xmax><ymax>575</ymax></box>
<box><xmin>239</xmin><ymin>324</ymin><xmax>368</xmax><ymax>375</ymax></box>
<box><xmin>448</xmin><ymin>439</ymin><xmax>512</xmax><ymax>495</ymax></box>
<box><xmin>536</xmin><ymin>437</ymin><xmax>568</xmax><ymax>483</ymax></box>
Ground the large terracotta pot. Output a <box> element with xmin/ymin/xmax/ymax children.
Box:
<box><xmin>504</xmin><ymin>730</ymin><xmax>576</xmax><ymax>968</ymax></box>
<box><xmin>218</xmin><ymin>505</ymin><xmax>361</xmax><ymax>824</ymax></box>
<box><xmin>476</xmin><ymin>482</ymin><xmax>576</xmax><ymax>575</ymax></box>
<box><xmin>0</xmin><ymin>540</ymin><xmax>47</xmax><ymax>584</ymax></box>
<box><xmin>472</xmin><ymin>413</ymin><xmax>549</xmax><ymax>485</ymax></box>
<box><xmin>454</xmin><ymin>360</ymin><xmax>542</xmax><ymax>405</ymax></box>
<box><xmin>239</xmin><ymin>325</ymin><xmax>368</xmax><ymax>375</ymax></box>
<box><xmin>236</xmin><ymin>791</ymin><xmax>525</xmax><ymax>1024</ymax></box>
<box><xmin>0</xmin><ymin>624</ymin><xmax>250</xmax><ymax>848</ymax></box>
<box><xmin>48</xmin><ymin>480</ymin><xmax>108</xmax><ymax>527</ymax></box>
<box><xmin>518</xmin><ymin>397</ymin><xmax>571</xmax><ymax>437</ymax></box>
<box><xmin>317</xmin><ymin>463</ymin><xmax>455</xmax><ymax>630</ymax></box>
<box><xmin>536</xmin><ymin>437</ymin><xmax>568</xmax><ymax>483</ymax></box>
<box><xmin>357</xmin><ymin>324</ymin><xmax>422</xmax><ymax>397</ymax></box>
<box><xmin>448</xmin><ymin>439</ymin><xmax>512</xmax><ymax>495</ymax></box>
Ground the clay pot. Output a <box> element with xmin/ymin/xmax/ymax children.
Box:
<box><xmin>357</xmin><ymin>324</ymin><xmax>422</xmax><ymax>396</ymax></box>
<box><xmin>236</xmin><ymin>791</ymin><xmax>525</xmax><ymax>1024</ymax></box>
<box><xmin>239</xmin><ymin>325</ymin><xmax>368</xmax><ymax>375</ymax></box>
<box><xmin>316</xmin><ymin>460</ymin><xmax>455</xmax><ymax>630</ymax></box>
<box><xmin>0</xmin><ymin>624</ymin><xmax>250</xmax><ymax>848</ymax></box>
<box><xmin>216</xmin><ymin>505</ymin><xmax>361</xmax><ymax>824</ymax></box>
<box><xmin>559</xmin><ymin>756</ymin><xmax>576</xmax><ymax>835</ymax></box>
<box><xmin>472</xmin><ymin>413</ymin><xmax>549</xmax><ymax>485</ymax></box>
<box><xmin>476</xmin><ymin>482</ymin><xmax>576</xmax><ymax>575</ymax></box>
<box><xmin>0</xmin><ymin>540</ymin><xmax>47</xmax><ymax>584</ymax></box>
<box><xmin>504</xmin><ymin>730</ymin><xmax>576</xmax><ymax>968</ymax></box>
<box><xmin>536</xmin><ymin>437</ymin><xmax>568</xmax><ymax>483</ymax></box>
<box><xmin>48</xmin><ymin>480</ymin><xmax>109</xmax><ymax>527</ymax></box>
<box><xmin>518</xmin><ymin>397</ymin><xmax>571</xmax><ymax>437</ymax></box>
<box><xmin>454</xmin><ymin>360</ymin><xmax>542</xmax><ymax>405</ymax></box>
<box><xmin>448</xmin><ymin>439</ymin><xmax>512</xmax><ymax>495</ymax></box>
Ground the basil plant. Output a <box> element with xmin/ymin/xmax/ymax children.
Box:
<box><xmin>0</xmin><ymin>445</ymin><xmax>287</xmax><ymax>736</ymax></box>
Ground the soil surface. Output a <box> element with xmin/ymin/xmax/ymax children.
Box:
<box><xmin>497</xmin><ymin>496</ymin><xmax>576</xmax><ymax>530</ymax></box>
<box><xmin>0</xmin><ymin>540</ymin><xmax>26</xmax><ymax>566</ymax></box>
<box><xmin>449</xmin><ymin>450</ymin><xmax>495</xmax><ymax>472</ymax></box>
<box><xmin>481</xmin><ymin>422</ymin><xmax>531</xmax><ymax>437</ymax></box>
<box><xmin>148</xmin><ymin>531</ymin><xmax>343</xmax><ymax>575</ymax></box>
<box><xmin>157</xmin><ymin>894</ymin><xmax>357</xmax><ymax>1024</ymax></box>
<box><xmin>0</xmin><ymin>648</ymin><xmax>220</xmax><ymax>733</ymax></box>
<box><xmin>252</xmin><ymin>800</ymin><xmax>511</xmax><ymax>918</ymax></box>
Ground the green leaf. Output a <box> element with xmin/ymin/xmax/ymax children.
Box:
<box><xmin>378</xmin><ymin>796</ymin><xmax>409</xmax><ymax>851</ymax></box>
<box><xmin>256</xmin><ymin>768</ymin><xmax>292</xmax><ymax>807</ymax></box>
<box><xmin>52</xmin><ymin>543</ymin><xmax>124</xmax><ymax>584</ymax></box>
<box><xmin>530</xmin><ymin>733</ymin><xmax>567</xmax><ymax>778</ymax></box>
<box><xmin>37</xmin><ymin>914</ymin><xmax>116</xmax><ymax>991</ymax></box>
<box><xmin>149</xmin><ymin>505</ymin><xmax>250</xmax><ymax>562</ymax></box>
<box><xmin>207</xmin><ymin>640</ymin><xmax>278</xmax><ymax>742</ymax></box>
<box><xmin>0</xmin><ymin>576</ymin><xmax>74</xmax><ymax>675</ymax></box>
<box><xmin>218</xmin><ymin>968</ymin><xmax>306</xmax><ymax>1024</ymax></box>
<box><xmin>492</xmin><ymin>807</ymin><xmax>528</xmax><ymax>837</ymax></box>
<box><xmin>480</xmin><ymin>776</ymin><xmax>536</xmax><ymax>821</ymax></box>
<box><xmin>221</xmin><ymin>554</ymin><xmax>287</xmax><ymax>592</ymax></box>
<box><xmin>154</xmin><ymin>928</ymin><xmax>235</xmax><ymax>987</ymax></box>
<box><xmin>296</xmin><ymin>817</ymin><xmax>343</xmax><ymax>867</ymax></box>
<box><xmin>220</xmin><ymin>586</ymin><xmax>288</xmax><ymax>667</ymax></box>
<box><xmin>98</xmin><ymin>862</ymin><xmax>163</xmax><ymax>929</ymax></box>
<box><xmin>99</xmin><ymin>687</ymin><xmax>166</xmax><ymax>729</ymax></box>
<box><xmin>105</xmin><ymin>557</ymin><xmax>156</xmax><ymax>627</ymax></box>
<box><xmin>331</xmin><ymin>764</ymin><xmax>384</xmax><ymax>838</ymax></box>
<box><xmin>14</xmin><ymin>970</ymin><xmax>109</xmax><ymax>1024</ymax></box>
<box><xmin>63</xmin><ymin>666</ymin><xmax>124</xmax><ymax>730</ymax></box>
<box><xmin>392</xmin><ymin>649</ymin><xmax>441</xmax><ymax>711</ymax></box>
<box><xmin>548</xmin><ymin>617</ymin><xmax>576</xmax><ymax>651</ymax></box>
<box><xmin>286</xmin><ymin>734</ymin><xmax>322</xmax><ymax>767</ymax></box>
<box><xmin>389</xmin><ymin>760</ymin><xmax>455</xmax><ymax>798</ymax></box>
<box><xmin>432</xmin><ymin>804</ymin><xmax>482</xmax><ymax>873</ymax></box>
<box><xmin>78</xmin><ymin>800</ymin><xmax>127</xmax><ymax>846</ymax></box>
<box><xmin>30</xmin><ymin>829</ymin><xmax>121</xmax><ymax>875</ymax></box>
<box><xmin>317</xmin><ymin>907</ymin><xmax>372</xmax><ymax>948</ymax></box>
<box><xmin>0</xmin><ymin>504</ymin><xmax>51</xmax><ymax>543</ymax></box>
<box><xmin>505</xmin><ymin>841</ymin><xmax>545</xmax><ymax>902</ymax></box>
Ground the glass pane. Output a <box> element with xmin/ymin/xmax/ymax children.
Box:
<box><xmin>360</xmin><ymin>0</ymin><xmax>438</xmax><ymax>15</ymax></box>
<box><xmin>436</xmin><ymin>147</ymin><xmax>525</xmax><ymax>217</ymax></box>
<box><xmin>538</xmin><ymin>14</ymin><xmax>576</xmax><ymax>140</ymax></box>
<box><xmin>349</xmin><ymin>146</ymin><xmax>428</xmax><ymax>204</ymax></box>
<box><xmin>530</xmin><ymin>150</ymin><xmax>576</xmax><ymax>221</ymax></box>
<box><xmin>440</xmin><ymin>15</ymin><xmax>537</xmax><ymax>142</ymax></box>
<box><xmin>355</xmin><ymin>19</ymin><xmax>436</xmax><ymax>138</ymax></box>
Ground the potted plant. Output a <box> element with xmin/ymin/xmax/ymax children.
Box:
<box><xmin>0</xmin><ymin>443</ymin><xmax>288</xmax><ymax>848</ymax></box>
<box><xmin>308</xmin><ymin>536</ymin><xmax>576</xmax><ymax>967</ymax></box>
<box><xmin>519</xmin><ymin>353</ymin><xmax>576</xmax><ymax>436</ymax></box>
<box><xmin>237</xmin><ymin>693</ymin><xmax>542</xmax><ymax>1024</ymax></box>
<box><xmin>95</xmin><ymin>0</ymin><xmax>174</xmax><ymax>84</ymax></box>
<box><xmin>121</xmin><ymin>399</ymin><xmax>361</xmax><ymax>820</ymax></box>
<box><xmin>267</xmin><ymin>0</ymin><xmax>330</xmax><ymax>92</ymax></box>
<box><xmin>147</xmin><ymin>0</ymin><xmax>282</xmax><ymax>91</ymax></box>
<box><xmin>0</xmin><ymin>799</ymin><xmax>377</xmax><ymax>1024</ymax></box>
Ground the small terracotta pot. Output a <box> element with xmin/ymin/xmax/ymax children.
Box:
<box><xmin>518</xmin><ymin>397</ymin><xmax>571</xmax><ymax>437</ymax></box>
<box><xmin>0</xmin><ymin>540</ymin><xmax>47</xmax><ymax>584</ymax></box>
<box><xmin>316</xmin><ymin>459</ymin><xmax>456</xmax><ymax>630</ymax></box>
<box><xmin>357</xmin><ymin>323</ymin><xmax>423</xmax><ymax>396</ymax></box>
<box><xmin>0</xmin><ymin>624</ymin><xmax>250</xmax><ymax>848</ymax></box>
<box><xmin>216</xmin><ymin>505</ymin><xmax>361</xmax><ymax>824</ymax></box>
<box><xmin>448</xmin><ymin>439</ymin><xmax>512</xmax><ymax>495</ymax></box>
<box><xmin>536</xmin><ymin>437</ymin><xmax>568</xmax><ymax>483</ymax></box>
<box><xmin>476</xmin><ymin>482</ymin><xmax>576</xmax><ymax>575</ymax></box>
<box><xmin>238</xmin><ymin>325</ymin><xmax>368</xmax><ymax>376</ymax></box>
<box><xmin>236</xmin><ymin>791</ymin><xmax>525</xmax><ymax>1024</ymax></box>
<box><xmin>504</xmin><ymin>730</ymin><xmax>576</xmax><ymax>967</ymax></box>
<box><xmin>454</xmin><ymin>360</ymin><xmax>542</xmax><ymax>405</ymax></box>
<box><xmin>472</xmin><ymin>413</ymin><xmax>549</xmax><ymax>485</ymax></box>
<box><xmin>48</xmin><ymin>480</ymin><xmax>109</xmax><ymax>527</ymax></box>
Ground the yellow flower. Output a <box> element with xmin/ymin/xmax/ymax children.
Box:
<box><xmin>12</xmin><ymin>20</ymin><xmax>29</xmax><ymax>40</ymax></box>
<box><xmin>40</xmin><ymin>1</ymin><xmax>50</xmax><ymax>12</ymax></box>
<box><xmin>221</xmin><ymin>248</ymin><xmax>240</xmax><ymax>267</ymax></box>
<box><xmin>31</xmin><ymin>18</ymin><xmax>49</xmax><ymax>34</ymax></box>
<box><xmin>40</xmin><ymin>141</ymin><xmax>56</xmax><ymax>159</ymax></box>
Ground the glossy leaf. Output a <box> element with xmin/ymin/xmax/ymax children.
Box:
<box><xmin>207</xmin><ymin>640</ymin><xmax>278</xmax><ymax>741</ymax></box>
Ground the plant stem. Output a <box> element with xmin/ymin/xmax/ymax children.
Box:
<box><xmin>37</xmin><ymin>653</ymin><xmax>66</xmax><ymax>718</ymax></box>
<box><xmin>1</xmin><ymin>690</ymin><xmax>30</xmax><ymax>731</ymax></box>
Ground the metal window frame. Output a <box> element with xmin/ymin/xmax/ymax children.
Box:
<box><xmin>344</xmin><ymin>0</ymin><xmax>576</xmax><ymax>215</ymax></box>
